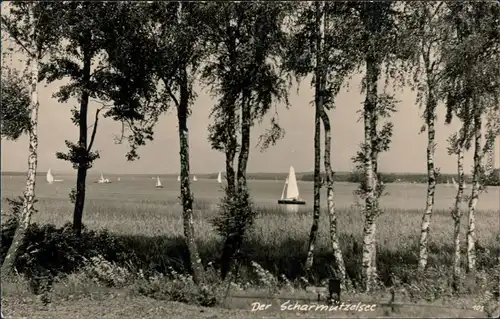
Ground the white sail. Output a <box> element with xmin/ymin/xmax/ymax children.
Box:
<box><xmin>281</xmin><ymin>177</ymin><xmax>288</xmax><ymax>200</ymax></box>
<box><xmin>117</xmin><ymin>177</ymin><xmax>121</xmax><ymax>181</ymax></box>
<box><xmin>217</xmin><ymin>172</ymin><xmax>222</xmax><ymax>183</ymax></box>
<box><xmin>285</xmin><ymin>166</ymin><xmax>300</xmax><ymax>199</ymax></box>
<box><xmin>46</xmin><ymin>169</ymin><xmax>54</xmax><ymax>184</ymax></box>
<box><xmin>452</xmin><ymin>177</ymin><xmax>458</xmax><ymax>189</ymax></box>
<box><xmin>156</xmin><ymin>176</ymin><xmax>162</xmax><ymax>187</ymax></box>
<box><xmin>193</xmin><ymin>175</ymin><xmax>197</xmax><ymax>182</ymax></box>
<box><xmin>98</xmin><ymin>173</ymin><xmax>108</xmax><ymax>183</ymax></box>
<box><xmin>177</xmin><ymin>175</ymin><xmax>181</xmax><ymax>181</ymax></box>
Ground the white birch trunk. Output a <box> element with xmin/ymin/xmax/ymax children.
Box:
<box><xmin>1</xmin><ymin>7</ymin><xmax>39</xmax><ymax>279</ymax></box>
<box><xmin>320</xmin><ymin>108</ymin><xmax>347</xmax><ymax>285</ymax></box>
<box><xmin>418</xmin><ymin>98</ymin><xmax>437</xmax><ymax>271</ymax></box>
<box><xmin>467</xmin><ymin>112</ymin><xmax>482</xmax><ymax>273</ymax></box>
<box><xmin>305</xmin><ymin>0</ymin><xmax>324</xmax><ymax>273</ymax></box>
<box><xmin>452</xmin><ymin>147</ymin><xmax>465</xmax><ymax>290</ymax></box>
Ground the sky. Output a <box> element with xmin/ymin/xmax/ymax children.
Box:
<box><xmin>2</xmin><ymin>38</ymin><xmax>499</xmax><ymax>176</ymax></box>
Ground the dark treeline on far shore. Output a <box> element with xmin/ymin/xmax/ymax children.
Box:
<box><xmin>207</xmin><ymin>169</ymin><xmax>500</xmax><ymax>185</ymax></box>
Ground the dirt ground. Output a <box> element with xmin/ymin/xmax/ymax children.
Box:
<box><xmin>2</xmin><ymin>289</ymin><xmax>490</xmax><ymax>319</ymax></box>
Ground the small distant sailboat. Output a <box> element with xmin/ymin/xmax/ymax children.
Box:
<box><xmin>46</xmin><ymin>168</ymin><xmax>63</xmax><ymax>184</ymax></box>
<box><xmin>446</xmin><ymin>179</ymin><xmax>450</xmax><ymax>186</ymax></box>
<box><xmin>155</xmin><ymin>176</ymin><xmax>163</xmax><ymax>189</ymax></box>
<box><xmin>97</xmin><ymin>173</ymin><xmax>111</xmax><ymax>184</ymax></box>
<box><xmin>46</xmin><ymin>169</ymin><xmax>54</xmax><ymax>184</ymax></box>
<box><xmin>278</xmin><ymin>166</ymin><xmax>306</xmax><ymax>210</ymax></box>
<box><xmin>177</xmin><ymin>175</ymin><xmax>181</xmax><ymax>182</ymax></box>
<box><xmin>217</xmin><ymin>172</ymin><xmax>222</xmax><ymax>183</ymax></box>
<box><xmin>117</xmin><ymin>177</ymin><xmax>121</xmax><ymax>182</ymax></box>
<box><xmin>193</xmin><ymin>175</ymin><xmax>198</xmax><ymax>182</ymax></box>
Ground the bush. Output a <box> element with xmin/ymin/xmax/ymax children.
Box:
<box><xmin>212</xmin><ymin>186</ymin><xmax>257</xmax><ymax>279</ymax></box>
<box><xmin>133</xmin><ymin>268</ymin><xmax>225</xmax><ymax>307</ymax></box>
<box><xmin>1</xmin><ymin>202</ymin><xmax>132</xmax><ymax>292</ymax></box>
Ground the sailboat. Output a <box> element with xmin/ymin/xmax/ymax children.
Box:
<box><xmin>446</xmin><ymin>179</ymin><xmax>450</xmax><ymax>186</ymax></box>
<box><xmin>46</xmin><ymin>168</ymin><xmax>63</xmax><ymax>184</ymax></box>
<box><xmin>278</xmin><ymin>166</ymin><xmax>306</xmax><ymax>205</ymax></box>
<box><xmin>193</xmin><ymin>175</ymin><xmax>198</xmax><ymax>182</ymax></box>
<box><xmin>177</xmin><ymin>175</ymin><xmax>181</xmax><ymax>182</ymax></box>
<box><xmin>217</xmin><ymin>172</ymin><xmax>222</xmax><ymax>183</ymax></box>
<box><xmin>98</xmin><ymin>173</ymin><xmax>105</xmax><ymax>183</ymax></box>
<box><xmin>155</xmin><ymin>176</ymin><xmax>163</xmax><ymax>189</ymax></box>
<box><xmin>46</xmin><ymin>169</ymin><xmax>54</xmax><ymax>184</ymax></box>
<box><xmin>97</xmin><ymin>173</ymin><xmax>111</xmax><ymax>184</ymax></box>
<box><xmin>117</xmin><ymin>177</ymin><xmax>121</xmax><ymax>182</ymax></box>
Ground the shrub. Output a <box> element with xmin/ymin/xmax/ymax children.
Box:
<box><xmin>212</xmin><ymin>186</ymin><xmax>257</xmax><ymax>279</ymax></box>
<box><xmin>133</xmin><ymin>268</ymin><xmax>225</xmax><ymax>307</ymax></box>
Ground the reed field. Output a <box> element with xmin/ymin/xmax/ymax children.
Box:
<box><xmin>2</xmin><ymin>175</ymin><xmax>499</xmax><ymax>277</ymax></box>
<box><xmin>2</xmin><ymin>175</ymin><xmax>499</xmax><ymax>318</ymax></box>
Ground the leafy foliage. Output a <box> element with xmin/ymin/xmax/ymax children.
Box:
<box><xmin>283</xmin><ymin>2</ymin><xmax>363</xmax><ymax>109</ymax></box>
<box><xmin>1</xmin><ymin>3</ymin><xmax>65</xmax><ymax>59</ymax></box>
<box><xmin>200</xmin><ymin>2</ymin><xmax>290</xmax><ymax>153</ymax></box>
<box><xmin>55</xmin><ymin>140</ymin><xmax>100</xmax><ymax>170</ymax></box>
<box><xmin>0</xmin><ymin>69</ymin><xmax>31</xmax><ymax>140</ymax></box>
<box><xmin>211</xmin><ymin>185</ymin><xmax>257</xmax><ymax>279</ymax></box>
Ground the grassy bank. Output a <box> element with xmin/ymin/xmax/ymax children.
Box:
<box><xmin>1</xmin><ymin>196</ymin><xmax>499</xmax><ymax>317</ymax></box>
<box><xmin>2</xmin><ymin>197</ymin><xmax>499</xmax><ymax>283</ymax></box>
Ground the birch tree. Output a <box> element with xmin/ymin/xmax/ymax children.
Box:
<box><xmin>446</xmin><ymin>124</ymin><xmax>472</xmax><ymax>289</ymax></box>
<box><xmin>142</xmin><ymin>1</ymin><xmax>209</xmax><ymax>283</ymax></box>
<box><xmin>403</xmin><ymin>1</ymin><xmax>449</xmax><ymax>272</ymax></box>
<box><xmin>200</xmin><ymin>2</ymin><xmax>289</xmax><ymax>279</ymax></box>
<box><xmin>282</xmin><ymin>1</ymin><xmax>361</xmax><ymax>282</ymax></box>
<box><xmin>349</xmin><ymin>1</ymin><xmax>412</xmax><ymax>291</ymax></box>
<box><xmin>1</xmin><ymin>2</ymin><xmax>63</xmax><ymax>279</ymax></box>
<box><xmin>441</xmin><ymin>6</ymin><xmax>474</xmax><ymax>285</ymax></box>
<box><xmin>442</xmin><ymin>1</ymin><xmax>500</xmax><ymax>280</ymax></box>
<box><xmin>306</xmin><ymin>1</ymin><xmax>324</xmax><ymax>276</ymax></box>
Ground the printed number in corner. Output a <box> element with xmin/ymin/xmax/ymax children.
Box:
<box><xmin>472</xmin><ymin>305</ymin><xmax>484</xmax><ymax>312</ymax></box>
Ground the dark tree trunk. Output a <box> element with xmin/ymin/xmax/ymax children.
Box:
<box><xmin>219</xmin><ymin>22</ymin><xmax>241</xmax><ymax>279</ymax></box>
<box><xmin>72</xmin><ymin>43</ymin><xmax>92</xmax><ymax>236</ymax></box>
<box><xmin>220</xmin><ymin>88</ymin><xmax>251</xmax><ymax>281</ymax></box>
<box><xmin>178</xmin><ymin>66</ymin><xmax>204</xmax><ymax>284</ymax></box>
<box><xmin>237</xmin><ymin>90</ymin><xmax>251</xmax><ymax>192</ymax></box>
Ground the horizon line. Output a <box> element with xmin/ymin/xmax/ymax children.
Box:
<box><xmin>1</xmin><ymin>170</ymin><xmax>466</xmax><ymax>176</ymax></box>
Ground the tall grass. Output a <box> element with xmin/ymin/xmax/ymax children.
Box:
<box><xmin>3</xmin><ymin>195</ymin><xmax>498</xmax><ymax>287</ymax></box>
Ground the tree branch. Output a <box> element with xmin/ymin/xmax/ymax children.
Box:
<box><xmin>87</xmin><ymin>107</ymin><xmax>102</xmax><ymax>152</ymax></box>
<box><xmin>1</xmin><ymin>17</ymin><xmax>34</xmax><ymax>58</ymax></box>
<box><xmin>163</xmin><ymin>78</ymin><xmax>180</xmax><ymax>108</ymax></box>
<box><xmin>113</xmin><ymin>121</ymin><xmax>126</xmax><ymax>144</ymax></box>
